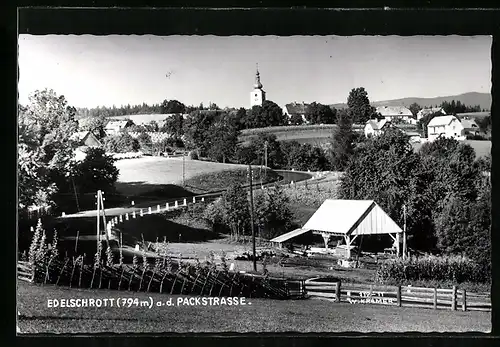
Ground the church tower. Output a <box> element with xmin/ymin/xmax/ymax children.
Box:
<box><xmin>250</xmin><ymin>64</ymin><xmax>266</xmax><ymax>107</ymax></box>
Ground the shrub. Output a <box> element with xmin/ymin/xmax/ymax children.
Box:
<box><xmin>375</xmin><ymin>254</ymin><xmax>490</xmax><ymax>284</ymax></box>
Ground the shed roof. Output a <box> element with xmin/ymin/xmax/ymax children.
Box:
<box><xmin>417</xmin><ymin>107</ymin><xmax>446</xmax><ymax>118</ymax></box>
<box><xmin>302</xmin><ymin>199</ymin><xmax>402</xmax><ymax>236</ymax></box>
<box><xmin>427</xmin><ymin>115</ymin><xmax>458</xmax><ymax>127</ymax></box>
<box><xmin>460</xmin><ymin>118</ymin><xmax>479</xmax><ymax>129</ymax></box>
<box><xmin>270</xmin><ymin>228</ymin><xmax>311</xmax><ymax>243</ymax></box>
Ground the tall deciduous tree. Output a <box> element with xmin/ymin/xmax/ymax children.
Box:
<box><xmin>243</xmin><ymin>100</ymin><xmax>288</xmax><ymax>128</ymax></box>
<box><xmin>206</xmin><ymin>117</ymin><xmax>239</xmax><ymax>163</ymax></box>
<box><xmin>408</xmin><ymin>103</ymin><xmax>422</xmax><ymax>118</ymax></box>
<box><xmin>347</xmin><ymin>87</ymin><xmax>378</xmax><ymax>123</ymax></box>
<box><xmin>305</xmin><ymin>102</ymin><xmax>337</xmax><ymax>124</ymax></box>
<box><xmin>329</xmin><ymin>110</ymin><xmax>355</xmax><ymax>170</ymax></box>
<box><xmin>18</xmin><ymin>89</ymin><xmax>79</xmax><ymax>209</ymax></box>
<box><xmin>161</xmin><ymin>99</ymin><xmax>186</xmax><ymax>114</ymax></box>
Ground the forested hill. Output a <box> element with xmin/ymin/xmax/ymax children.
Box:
<box><xmin>330</xmin><ymin>92</ymin><xmax>491</xmax><ymax>111</ymax></box>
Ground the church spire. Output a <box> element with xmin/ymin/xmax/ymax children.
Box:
<box><xmin>254</xmin><ymin>63</ymin><xmax>263</xmax><ymax>89</ymax></box>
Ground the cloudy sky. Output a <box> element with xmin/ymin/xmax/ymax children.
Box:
<box><xmin>18</xmin><ymin>35</ymin><xmax>492</xmax><ymax>109</ymax></box>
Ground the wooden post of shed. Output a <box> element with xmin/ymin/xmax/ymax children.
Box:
<box><xmin>462</xmin><ymin>289</ymin><xmax>467</xmax><ymax>312</ymax></box>
<box><xmin>335</xmin><ymin>281</ymin><xmax>341</xmax><ymax>303</ymax></box>
<box><xmin>396</xmin><ymin>286</ymin><xmax>402</xmax><ymax>307</ymax></box>
<box><xmin>433</xmin><ymin>288</ymin><xmax>438</xmax><ymax>309</ymax></box>
<box><xmin>451</xmin><ymin>286</ymin><xmax>457</xmax><ymax>311</ymax></box>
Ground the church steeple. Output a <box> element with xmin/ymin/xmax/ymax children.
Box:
<box><xmin>250</xmin><ymin>63</ymin><xmax>266</xmax><ymax>107</ymax></box>
<box><xmin>254</xmin><ymin>63</ymin><xmax>263</xmax><ymax>89</ymax></box>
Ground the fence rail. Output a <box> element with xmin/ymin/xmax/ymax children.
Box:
<box><xmin>17</xmin><ymin>261</ymin><xmax>34</xmax><ymax>283</ymax></box>
<box><xmin>304</xmin><ymin>279</ymin><xmax>491</xmax><ymax>312</ymax></box>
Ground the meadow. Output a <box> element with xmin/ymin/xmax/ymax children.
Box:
<box><xmin>17</xmin><ymin>281</ymin><xmax>490</xmax><ymax>333</ymax></box>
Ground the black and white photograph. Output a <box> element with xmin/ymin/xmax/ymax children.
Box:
<box><xmin>17</xmin><ymin>17</ymin><xmax>493</xmax><ymax>334</ymax></box>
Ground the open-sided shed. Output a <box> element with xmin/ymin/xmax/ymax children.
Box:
<box><xmin>270</xmin><ymin>199</ymin><xmax>403</xmax><ymax>258</ymax></box>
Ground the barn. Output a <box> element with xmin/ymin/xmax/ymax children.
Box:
<box><xmin>270</xmin><ymin>199</ymin><xmax>404</xmax><ymax>259</ymax></box>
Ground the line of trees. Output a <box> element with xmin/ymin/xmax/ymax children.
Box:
<box><xmin>339</xmin><ymin>128</ymin><xmax>491</xmax><ymax>273</ymax></box>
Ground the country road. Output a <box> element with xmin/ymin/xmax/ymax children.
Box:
<box><xmin>58</xmin><ymin>169</ymin><xmax>315</xmax><ymax>219</ymax></box>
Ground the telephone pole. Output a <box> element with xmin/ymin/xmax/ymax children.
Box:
<box><xmin>248</xmin><ymin>164</ymin><xmax>257</xmax><ymax>271</ymax></box>
<box><xmin>403</xmin><ymin>204</ymin><xmax>407</xmax><ymax>260</ymax></box>
<box><xmin>182</xmin><ymin>151</ymin><xmax>186</xmax><ymax>187</ymax></box>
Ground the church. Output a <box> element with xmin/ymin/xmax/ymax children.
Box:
<box><xmin>250</xmin><ymin>64</ymin><xmax>266</xmax><ymax>107</ymax></box>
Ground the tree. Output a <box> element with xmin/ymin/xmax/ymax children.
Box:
<box><xmin>53</xmin><ymin>148</ymin><xmax>119</xmax><ymax>212</ymax></box>
<box><xmin>18</xmin><ymin>89</ymin><xmax>79</xmax><ymax>210</ymax></box>
<box><xmin>78</xmin><ymin>114</ymin><xmax>107</xmax><ymax>139</ymax></box>
<box><xmin>234</xmin><ymin>108</ymin><xmax>248</xmax><ymax>130</ymax></box>
<box><xmin>206</xmin><ymin>119</ymin><xmax>239</xmax><ymax>163</ymax></box>
<box><xmin>289</xmin><ymin>113</ymin><xmax>304</xmax><ymax>125</ymax></box>
<box><xmin>182</xmin><ymin>110</ymin><xmax>218</xmax><ymax>155</ymax></box>
<box><xmin>104</xmin><ymin>133</ymin><xmax>140</xmax><ymax>153</ymax></box>
<box><xmin>329</xmin><ymin>110</ymin><xmax>355</xmax><ymax>170</ymax></box>
<box><xmin>475</xmin><ymin>115</ymin><xmax>491</xmax><ymax>133</ymax></box>
<box><xmin>254</xmin><ymin>185</ymin><xmax>294</xmax><ymax>240</ymax></box>
<box><xmin>305</xmin><ymin>102</ymin><xmax>337</xmax><ymax>124</ymax></box>
<box><xmin>161</xmin><ymin>99</ymin><xmax>186</xmax><ymax>114</ymax></box>
<box><xmin>243</xmin><ymin>100</ymin><xmax>288</xmax><ymax>129</ymax></box>
<box><xmin>347</xmin><ymin>87</ymin><xmax>378</xmax><ymax>123</ymax></box>
<box><xmin>408</xmin><ymin>103</ymin><xmax>422</xmax><ymax>118</ymax></box>
<box><xmin>161</xmin><ymin>114</ymin><xmax>184</xmax><ymax>137</ymax></box>
<box><xmin>137</xmin><ymin>132</ymin><xmax>152</xmax><ymax>153</ymax></box>
<box><xmin>250</xmin><ymin>134</ymin><xmax>284</xmax><ymax>169</ymax></box>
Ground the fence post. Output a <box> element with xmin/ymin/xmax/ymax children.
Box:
<box><xmin>451</xmin><ymin>286</ymin><xmax>457</xmax><ymax>311</ymax></box>
<box><xmin>462</xmin><ymin>289</ymin><xmax>467</xmax><ymax>312</ymax></box>
<box><xmin>140</xmin><ymin>209</ymin><xmax>144</xmax><ymax>217</ymax></box>
<box><xmin>175</xmin><ymin>201</ymin><xmax>178</xmax><ymax>208</ymax></box>
<box><xmin>157</xmin><ymin>205</ymin><xmax>161</xmax><ymax>212</ymax></box>
<box><xmin>148</xmin><ymin>207</ymin><xmax>152</xmax><ymax>214</ymax></box>
<box><xmin>433</xmin><ymin>288</ymin><xmax>437</xmax><ymax>309</ymax></box>
<box><xmin>335</xmin><ymin>281</ymin><xmax>341</xmax><ymax>302</ymax></box>
<box><xmin>396</xmin><ymin>286</ymin><xmax>402</xmax><ymax>307</ymax></box>
<box><xmin>119</xmin><ymin>215</ymin><xmax>123</xmax><ymax>223</ymax></box>
<box><xmin>132</xmin><ymin>211</ymin><xmax>136</xmax><ymax>218</ymax></box>
<box><xmin>183</xmin><ymin>198</ymin><xmax>187</xmax><ymax>206</ymax></box>
<box><xmin>166</xmin><ymin>202</ymin><xmax>169</xmax><ymax>210</ymax></box>
<box><xmin>193</xmin><ymin>197</ymin><xmax>196</xmax><ymax>203</ymax></box>
<box><xmin>125</xmin><ymin>213</ymin><xmax>129</xmax><ymax>221</ymax></box>
<box><xmin>201</xmin><ymin>197</ymin><xmax>205</xmax><ymax>202</ymax></box>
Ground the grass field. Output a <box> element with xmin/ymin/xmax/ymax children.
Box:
<box><xmin>17</xmin><ymin>281</ymin><xmax>490</xmax><ymax>333</ymax></box>
<box><xmin>114</xmin><ymin>157</ymin><xmax>251</xmax><ymax>196</ymax></box>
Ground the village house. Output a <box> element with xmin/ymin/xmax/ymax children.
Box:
<box><xmin>427</xmin><ymin>115</ymin><xmax>465</xmax><ymax>142</ymax></box>
<box><xmin>460</xmin><ymin>118</ymin><xmax>481</xmax><ymax>136</ymax></box>
<box><xmin>104</xmin><ymin>119</ymin><xmax>135</xmax><ymax>136</ymax></box>
<box><xmin>70</xmin><ymin>130</ymin><xmax>102</xmax><ymax>147</ymax></box>
<box><xmin>364</xmin><ymin>119</ymin><xmax>391</xmax><ymax>137</ymax></box>
<box><xmin>283</xmin><ymin>102</ymin><xmax>309</xmax><ymax>123</ymax></box>
<box><xmin>416</xmin><ymin>107</ymin><xmax>446</xmax><ymax>121</ymax></box>
<box><xmin>375</xmin><ymin>106</ymin><xmax>416</xmax><ymax>124</ymax></box>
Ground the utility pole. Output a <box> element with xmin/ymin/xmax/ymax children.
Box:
<box><xmin>403</xmin><ymin>204</ymin><xmax>407</xmax><ymax>260</ymax></box>
<box><xmin>96</xmin><ymin>190</ymin><xmax>101</xmax><ymax>254</ymax></box>
<box><xmin>99</xmin><ymin>191</ymin><xmax>110</xmax><ymax>248</ymax></box>
<box><xmin>248</xmin><ymin>164</ymin><xmax>257</xmax><ymax>272</ymax></box>
<box><xmin>182</xmin><ymin>150</ymin><xmax>186</xmax><ymax>187</ymax></box>
<box><xmin>264</xmin><ymin>141</ymin><xmax>268</xmax><ymax>179</ymax></box>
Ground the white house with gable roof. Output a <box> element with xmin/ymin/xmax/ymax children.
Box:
<box><xmin>427</xmin><ymin>115</ymin><xmax>465</xmax><ymax>142</ymax></box>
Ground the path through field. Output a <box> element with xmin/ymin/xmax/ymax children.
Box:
<box><xmin>17</xmin><ymin>281</ymin><xmax>490</xmax><ymax>333</ymax></box>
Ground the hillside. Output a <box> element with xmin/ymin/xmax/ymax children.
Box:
<box><xmin>330</xmin><ymin>92</ymin><xmax>491</xmax><ymax>111</ymax></box>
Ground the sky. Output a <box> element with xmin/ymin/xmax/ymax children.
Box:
<box><xmin>18</xmin><ymin>35</ymin><xmax>492</xmax><ymax>109</ymax></box>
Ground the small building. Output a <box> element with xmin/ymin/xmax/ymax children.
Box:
<box><xmin>427</xmin><ymin>115</ymin><xmax>465</xmax><ymax>142</ymax></box>
<box><xmin>364</xmin><ymin>119</ymin><xmax>391</xmax><ymax>137</ymax></box>
<box><xmin>104</xmin><ymin>119</ymin><xmax>134</xmax><ymax>136</ymax></box>
<box><xmin>460</xmin><ymin>118</ymin><xmax>480</xmax><ymax>135</ymax></box>
<box><xmin>284</xmin><ymin>102</ymin><xmax>309</xmax><ymax>123</ymax></box>
<box><xmin>270</xmin><ymin>199</ymin><xmax>403</xmax><ymax>259</ymax></box>
<box><xmin>70</xmin><ymin>131</ymin><xmax>102</xmax><ymax>147</ymax></box>
<box><xmin>376</xmin><ymin>106</ymin><xmax>414</xmax><ymax>123</ymax></box>
<box><xmin>416</xmin><ymin>107</ymin><xmax>446</xmax><ymax>121</ymax></box>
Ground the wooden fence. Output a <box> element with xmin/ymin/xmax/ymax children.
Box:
<box><xmin>17</xmin><ymin>261</ymin><xmax>34</xmax><ymax>283</ymax></box>
<box><xmin>304</xmin><ymin>279</ymin><xmax>491</xmax><ymax>312</ymax></box>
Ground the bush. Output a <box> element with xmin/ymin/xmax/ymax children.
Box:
<box><xmin>188</xmin><ymin>151</ymin><xmax>199</xmax><ymax>160</ymax></box>
<box><xmin>466</xmin><ymin>133</ymin><xmax>489</xmax><ymax>141</ymax></box>
<box><xmin>375</xmin><ymin>254</ymin><xmax>490</xmax><ymax>284</ymax></box>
